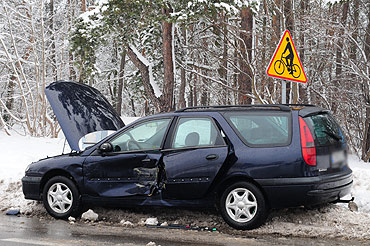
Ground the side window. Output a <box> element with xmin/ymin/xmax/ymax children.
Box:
<box><xmin>110</xmin><ymin>118</ymin><xmax>171</xmax><ymax>152</ymax></box>
<box><xmin>172</xmin><ymin>117</ymin><xmax>224</xmax><ymax>149</ymax></box>
<box><xmin>225</xmin><ymin>112</ymin><xmax>291</xmax><ymax>147</ymax></box>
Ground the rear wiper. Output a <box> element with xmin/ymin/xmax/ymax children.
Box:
<box><xmin>322</xmin><ymin>130</ymin><xmax>341</xmax><ymax>141</ymax></box>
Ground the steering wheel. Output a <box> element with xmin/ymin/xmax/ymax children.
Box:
<box><xmin>125</xmin><ymin>139</ymin><xmax>142</xmax><ymax>151</ymax></box>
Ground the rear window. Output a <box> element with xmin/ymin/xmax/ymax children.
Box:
<box><xmin>303</xmin><ymin>113</ymin><xmax>345</xmax><ymax>146</ymax></box>
<box><xmin>224</xmin><ymin>112</ymin><xmax>291</xmax><ymax>147</ymax></box>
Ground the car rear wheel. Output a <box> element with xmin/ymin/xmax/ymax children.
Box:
<box><xmin>42</xmin><ymin>176</ymin><xmax>81</xmax><ymax>219</ymax></box>
<box><xmin>219</xmin><ymin>182</ymin><xmax>267</xmax><ymax>230</ymax></box>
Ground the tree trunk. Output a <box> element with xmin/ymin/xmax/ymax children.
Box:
<box><xmin>81</xmin><ymin>0</ymin><xmax>86</xmax><ymax>12</ymax></box>
<box><xmin>221</xmin><ymin>12</ymin><xmax>229</xmax><ymax>104</ymax></box>
<box><xmin>68</xmin><ymin>0</ymin><xmax>77</xmax><ymax>80</ymax></box>
<box><xmin>298</xmin><ymin>0</ymin><xmax>306</xmax><ymax>103</ymax></box>
<box><xmin>284</xmin><ymin>0</ymin><xmax>294</xmax><ymax>103</ymax></box>
<box><xmin>362</xmin><ymin>105</ymin><xmax>370</xmax><ymax>161</ymax></box>
<box><xmin>351</xmin><ymin>0</ymin><xmax>359</xmax><ymax>62</ymax></box>
<box><xmin>272</xmin><ymin>0</ymin><xmax>281</xmax><ymax>43</ymax></box>
<box><xmin>178</xmin><ymin>27</ymin><xmax>186</xmax><ymax>109</ymax></box>
<box><xmin>333</xmin><ymin>1</ymin><xmax>349</xmax><ymax>113</ymax></box>
<box><xmin>3</xmin><ymin>79</ymin><xmax>16</xmax><ymax>122</ymax></box>
<box><xmin>361</xmin><ymin>3</ymin><xmax>370</xmax><ymax>161</ymax></box>
<box><xmin>77</xmin><ymin>0</ymin><xmax>87</xmax><ymax>83</ymax></box>
<box><xmin>261</xmin><ymin>0</ymin><xmax>268</xmax><ymax>101</ymax></box>
<box><xmin>336</xmin><ymin>2</ymin><xmax>349</xmax><ymax>77</ymax></box>
<box><xmin>233</xmin><ymin>30</ymin><xmax>238</xmax><ymax>104</ymax></box>
<box><xmin>189</xmin><ymin>82</ymin><xmax>194</xmax><ymax>107</ymax></box>
<box><xmin>116</xmin><ymin>50</ymin><xmax>126</xmax><ymax>115</ymax></box>
<box><xmin>238</xmin><ymin>7</ymin><xmax>253</xmax><ymax>105</ymax></box>
<box><xmin>272</xmin><ymin>0</ymin><xmax>282</xmax><ymax>103</ymax></box>
<box><xmin>365</xmin><ymin>4</ymin><xmax>370</xmax><ymax>62</ymax></box>
<box><xmin>49</xmin><ymin>0</ymin><xmax>57</xmax><ymax>81</ymax></box>
<box><xmin>127</xmin><ymin>47</ymin><xmax>161</xmax><ymax>111</ymax></box>
<box><xmin>193</xmin><ymin>73</ymin><xmax>198</xmax><ymax>106</ymax></box>
<box><xmin>161</xmin><ymin>6</ymin><xmax>175</xmax><ymax>112</ymax></box>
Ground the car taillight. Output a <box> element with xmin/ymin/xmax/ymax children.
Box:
<box><xmin>299</xmin><ymin>117</ymin><xmax>316</xmax><ymax>166</ymax></box>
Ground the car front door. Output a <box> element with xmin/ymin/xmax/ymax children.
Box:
<box><xmin>162</xmin><ymin>116</ymin><xmax>228</xmax><ymax>199</ymax></box>
<box><xmin>83</xmin><ymin>118</ymin><xmax>172</xmax><ymax>197</ymax></box>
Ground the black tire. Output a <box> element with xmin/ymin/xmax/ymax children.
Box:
<box><xmin>42</xmin><ymin>176</ymin><xmax>81</xmax><ymax>219</ymax></box>
<box><xmin>292</xmin><ymin>64</ymin><xmax>302</xmax><ymax>78</ymax></box>
<box><xmin>274</xmin><ymin>60</ymin><xmax>285</xmax><ymax>75</ymax></box>
<box><xmin>219</xmin><ymin>182</ymin><xmax>268</xmax><ymax>230</ymax></box>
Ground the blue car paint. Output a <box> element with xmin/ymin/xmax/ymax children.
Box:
<box><xmin>22</xmin><ymin>108</ymin><xmax>352</xmax><ymax>210</ymax></box>
<box><xmin>83</xmin><ymin>151</ymin><xmax>160</xmax><ymax>197</ymax></box>
<box><xmin>45</xmin><ymin>81</ymin><xmax>125</xmax><ymax>151</ymax></box>
<box><xmin>163</xmin><ymin>146</ymin><xmax>229</xmax><ymax>199</ymax></box>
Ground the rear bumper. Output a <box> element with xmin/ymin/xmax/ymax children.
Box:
<box><xmin>22</xmin><ymin>176</ymin><xmax>42</xmax><ymax>200</ymax></box>
<box><xmin>256</xmin><ymin>169</ymin><xmax>353</xmax><ymax>208</ymax></box>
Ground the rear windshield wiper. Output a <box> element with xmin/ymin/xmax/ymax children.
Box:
<box><xmin>322</xmin><ymin>130</ymin><xmax>341</xmax><ymax>141</ymax></box>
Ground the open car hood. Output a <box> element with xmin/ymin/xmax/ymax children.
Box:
<box><xmin>45</xmin><ymin>81</ymin><xmax>125</xmax><ymax>151</ymax></box>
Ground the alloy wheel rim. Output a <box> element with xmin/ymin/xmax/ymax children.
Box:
<box><xmin>225</xmin><ymin>187</ymin><xmax>257</xmax><ymax>223</ymax></box>
<box><xmin>47</xmin><ymin>182</ymin><xmax>73</xmax><ymax>214</ymax></box>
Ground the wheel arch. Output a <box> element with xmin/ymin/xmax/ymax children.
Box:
<box><xmin>40</xmin><ymin>169</ymin><xmax>80</xmax><ymax>196</ymax></box>
<box><xmin>214</xmin><ymin>175</ymin><xmax>270</xmax><ymax>208</ymax></box>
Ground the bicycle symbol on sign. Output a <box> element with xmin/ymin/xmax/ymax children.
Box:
<box><xmin>273</xmin><ymin>37</ymin><xmax>301</xmax><ymax>79</ymax></box>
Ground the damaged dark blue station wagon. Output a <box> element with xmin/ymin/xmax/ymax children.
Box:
<box><xmin>22</xmin><ymin>81</ymin><xmax>353</xmax><ymax>230</ymax></box>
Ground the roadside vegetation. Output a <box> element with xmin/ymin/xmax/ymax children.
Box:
<box><xmin>0</xmin><ymin>0</ymin><xmax>369</xmax><ymax>160</ymax></box>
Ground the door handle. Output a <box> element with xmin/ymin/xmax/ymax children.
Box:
<box><xmin>142</xmin><ymin>158</ymin><xmax>152</xmax><ymax>162</ymax></box>
<box><xmin>206</xmin><ymin>154</ymin><xmax>218</xmax><ymax>160</ymax></box>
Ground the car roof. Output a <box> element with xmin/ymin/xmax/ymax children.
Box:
<box><xmin>137</xmin><ymin>104</ymin><xmax>327</xmax><ymax>121</ymax></box>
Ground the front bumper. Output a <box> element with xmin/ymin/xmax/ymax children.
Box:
<box><xmin>256</xmin><ymin>169</ymin><xmax>353</xmax><ymax>208</ymax></box>
<box><xmin>22</xmin><ymin>176</ymin><xmax>42</xmax><ymax>200</ymax></box>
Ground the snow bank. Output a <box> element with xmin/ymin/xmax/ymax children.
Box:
<box><xmin>1</xmin><ymin>130</ymin><xmax>370</xmax><ymax>240</ymax></box>
<box><xmin>348</xmin><ymin>155</ymin><xmax>370</xmax><ymax>213</ymax></box>
<box><xmin>0</xmin><ymin>131</ymin><xmax>68</xmax><ymax>184</ymax></box>
<box><xmin>0</xmin><ymin>131</ymin><xmax>69</xmax><ymax>214</ymax></box>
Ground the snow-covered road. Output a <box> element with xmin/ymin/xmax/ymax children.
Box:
<box><xmin>0</xmin><ymin>130</ymin><xmax>369</xmax><ymax>240</ymax></box>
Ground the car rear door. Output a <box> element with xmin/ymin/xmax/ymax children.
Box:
<box><xmin>162</xmin><ymin>116</ymin><xmax>228</xmax><ymax>199</ymax></box>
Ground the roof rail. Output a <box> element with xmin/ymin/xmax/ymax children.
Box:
<box><xmin>175</xmin><ymin>104</ymin><xmax>291</xmax><ymax>112</ymax></box>
<box><xmin>283</xmin><ymin>104</ymin><xmax>316</xmax><ymax>107</ymax></box>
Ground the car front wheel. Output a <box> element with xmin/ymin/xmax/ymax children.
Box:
<box><xmin>219</xmin><ymin>182</ymin><xmax>268</xmax><ymax>230</ymax></box>
<box><xmin>42</xmin><ymin>176</ymin><xmax>81</xmax><ymax>219</ymax></box>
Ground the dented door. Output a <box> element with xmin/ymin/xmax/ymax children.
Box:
<box><xmin>162</xmin><ymin>117</ymin><xmax>228</xmax><ymax>199</ymax></box>
<box><xmin>83</xmin><ymin>118</ymin><xmax>172</xmax><ymax>198</ymax></box>
<box><xmin>83</xmin><ymin>151</ymin><xmax>161</xmax><ymax>197</ymax></box>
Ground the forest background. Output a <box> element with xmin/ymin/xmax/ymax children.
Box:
<box><xmin>0</xmin><ymin>0</ymin><xmax>369</xmax><ymax>161</ymax></box>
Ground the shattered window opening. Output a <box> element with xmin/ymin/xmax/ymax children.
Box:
<box><xmin>110</xmin><ymin>118</ymin><xmax>172</xmax><ymax>152</ymax></box>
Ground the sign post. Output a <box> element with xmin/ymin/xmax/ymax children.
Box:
<box><xmin>282</xmin><ymin>80</ymin><xmax>286</xmax><ymax>104</ymax></box>
<box><xmin>266</xmin><ymin>30</ymin><xmax>307</xmax><ymax>104</ymax></box>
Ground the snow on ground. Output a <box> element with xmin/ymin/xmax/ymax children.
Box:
<box><xmin>1</xmin><ymin>129</ymin><xmax>370</xmax><ymax>240</ymax></box>
<box><xmin>348</xmin><ymin>155</ymin><xmax>370</xmax><ymax>213</ymax></box>
<box><xmin>0</xmin><ymin>131</ymin><xmax>70</xmax><ymax>215</ymax></box>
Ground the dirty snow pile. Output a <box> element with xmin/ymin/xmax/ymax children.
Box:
<box><xmin>1</xmin><ymin>130</ymin><xmax>370</xmax><ymax>240</ymax></box>
<box><xmin>81</xmin><ymin>209</ymin><xmax>99</xmax><ymax>222</ymax></box>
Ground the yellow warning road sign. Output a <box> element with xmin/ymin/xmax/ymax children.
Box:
<box><xmin>266</xmin><ymin>30</ymin><xmax>307</xmax><ymax>83</ymax></box>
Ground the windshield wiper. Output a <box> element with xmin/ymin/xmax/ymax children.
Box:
<box><xmin>322</xmin><ymin>130</ymin><xmax>341</xmax><ymax>141</ymax></box>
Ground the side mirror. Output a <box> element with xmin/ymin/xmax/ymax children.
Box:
<box><xmin>99</xmin><ymin>143</ymin><xmax>113</xmax><ymax>153</ymax></box>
